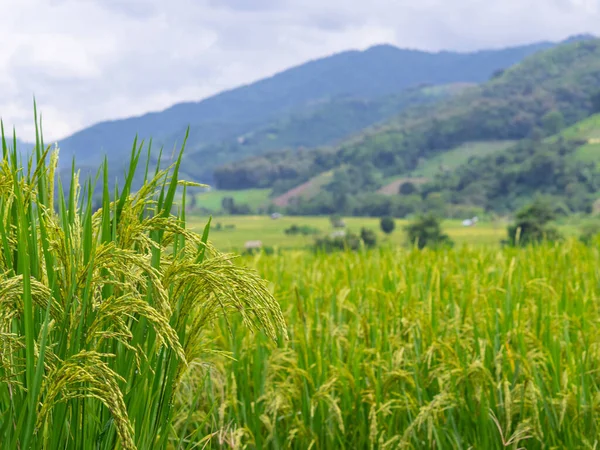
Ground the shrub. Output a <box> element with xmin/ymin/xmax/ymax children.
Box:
<box><xmin>380</xmin><ymin>216</ymin><xmax>396</xmax><ymax>234</ymax></box>
<box><xmin>405</xmin><ymin>214</ymin><xmax>454</xmax><ymax>249</ymax></box>
<box><xmin>0</xmin><ymin>121</ymin><xmax>286</xmax><ymax>449</ymax></box>
<box><xmin>284</xmin><ymin>224</ymin><xmax>319</xmax><ymax>235</ymax></box>
<box><xmin>243</xmin><ymin>245</ymin><xmax>276</xmax><ymax>256</ymax></box>
<box><xmin>507</xmin><ymin>199</ymin><xmax>562</xmax><ymax>246</ymax></box>
<box><xmin>360</xmin><ymin>228</ymin><xmax>378</xmax><ymax>248</ymax></box>
<box><xmin>314</xmin><ymin>232</ymin><xmax>360</xmax><ymax>252</ymax></box>
<box><xmin>221</xmin><ymin>197</ymin><xmax>253</xmax><ymax>215</ymax></box>
<box><xmin>541</xmin><ymin>110</ymin><xmax>565</xmax><ymax>136</ymax></box>
<box><xmin>329</xmin><ymin>214</ymin><xmax>346</xmax><ymax>228</ymax></box>
<box><xmin>580</xmin><ymin>222</ymin><xmax>600</xmax><ymax>245</ymax></box>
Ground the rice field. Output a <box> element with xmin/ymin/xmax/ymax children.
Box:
<box><xmin>4</xmin><ymin>122</ymin><xmax>600</xmax><ymax>449</ymax></box>
<box><xmin>191</xmin><ymin>242</ymin><xmax>600</xmax><ymax>449</ymax></box>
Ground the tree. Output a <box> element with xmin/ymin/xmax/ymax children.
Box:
<box><xmin>507</xmin><ymin>199</ymin><xmax>561</xmax><ymax>246</ymax></box>
<box><xmin>360</xmin><ymin>228</ymin><xmax>378</xmax><ymax>248</ymax></box>
<box><xmin>221</xmin><ymin>196</ymin><xmax>235</xmax><ymax>213</ymax></box>
<box><xmin>423</xmin><ymin>192</ymin><xmax>447</xmax><ymax>215</ymax></box>
<box><xmin>591</xmin><ymin>90</ymin><xmax>600</xmax><ymax>114</ymax></box>
<box><xmin>528</xmin><ymin>126</ymin><xmax>545</xmax><ymax>142</ymax></box>
<box><xmin>399</xmin><ymin>181</ymin><xmax>418</xmax><ymax>195</ymax></box>
<box><xmin>541</xmin><ymin>110</ymin><xmax>565</xmax><ymax>136</ymax></box>
<box><xmin>380</xmin><ymin>216</ymin><xmax>396</xmax><ymax>234</ymax></box>
<box><xmin>405</xmin><ymin>214</ymin><xmax>453</xmax><ymax>249</ymax></box>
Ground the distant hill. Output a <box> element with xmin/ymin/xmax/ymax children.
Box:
<box><xmin>216</xmin><ymin>38</ymin><xmax>600</xmax><ymax>216</ymax></box>
<box><xmin>52</xmin><ymin>37</ymin><xmax>579</xmax><ymax>181</ymax></box>
<box><xmin>178</xmin><ymin>83</ymin><xmax>471</xmax><ymax>181</ymax></box>
<box><xmin>421</xmin><ymin>114</ymin><xmax>600</xmax><ymax>214</ymax></box>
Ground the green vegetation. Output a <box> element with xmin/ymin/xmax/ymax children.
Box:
<box><xmin>188</xmin><ymin>214</ymin><xmax>600</xmax><ymax>252</ymax></box>
<box><xmin>507</xmin><ymin>199</ymin><xmax>562</xmax><ymax>246</ymax></box>
<box><xmin>380</xmin><ymin>216</ymin><xmax>396</xmax><ymax>234</ymax></box>
<box><xmin>284</xmin><ymin>224</ymin><xmax>320</xmax><ymax>235</ymax></box>
<box><xmin>313</xmin><ymin>227</ymin><xmax>378</xmax><ymax>252</ymax></box>
<box><xmin>218</xmin><ymin>39</ymin><xmax>600</xmax><ymax>216</ymax></box>
<box><xmin>182</xmin><ymin>240</ymin><xmax>600</xmax><ymax>448</ymax></box>
<box><xmin>554</xmin><ymin>113</ymin><xmax>600</xmax><ymax>164</ymax></box>
<box><xmin>423</xmin><ymin>137</ymin><xmax>599</xmax><ymax>214</ymax></box>
<box><xmin>194</xmin><ymin>188</ymin><xmax>271</xmax><ymax>213</ymax></box>
<box><xmin>541</xmin><ymin>110</ymin><xmax>565</xmax><ymax>135</ymax></box>
<box><xmin>187</xmin><ymin>215</ymin><xmax>512</xmax><ymax>250</ymax></box>
<box><xmin>579</xmin><ymin>220</ymin><xmax>600</xmax><ymax>245</ymax></box>
<box><xmin>359</xmin><ymin>227</ymin><xmax>378</xmax><ymax>248</ymax></box>
<box><xmin>398</xmin><ymin>180</ymin><xmax>420</xmax><ymax>195</ymax></box>
<box><xmin>192</xmin><ymin>84</ymin><xmax>463</xmax><ymax>183</ymax></box>
<box><xmin>405</xmin><ymin>214</ymin><xmax>454</xmax><ymax>249</ymax></box>
<box><xmin>7</xmin><ymin>119</ymin><xmax>600</xmax><ymax>448</ymax></box>
<box><xmin>0</xmin><ymin>125</ymin><xmax>285</xmax><ymax>449</ymax></box>
<box><xmin>409</xmin><ymin>140</ymin><xmax>516</xmax><ymax>177</ymax></box>
<box><xmin>314</xmin><ymin>231</ymin><xmax>361</xmax><ymax>252</ymax></box>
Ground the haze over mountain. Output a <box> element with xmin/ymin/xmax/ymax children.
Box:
<box><xmin>49</xmin><ymin>36</ymin><xmax>588</xmax><ymax>182</ymax></box>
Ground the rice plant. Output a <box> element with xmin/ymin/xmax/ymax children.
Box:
<box><xmin>191</xmin><ymin>243</ymin><xmax>600</xmax><ymax>449</ymax></box>
<box><xmin>0</xmin><ymin>113</ymin><xmax>286</xmax><ymax>449</ymax></box>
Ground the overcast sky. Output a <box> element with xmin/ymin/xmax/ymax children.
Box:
<box><xmin>1</xmin><ymin>0</ymin><xmax>598</xmax><ymax>141</ymax></box>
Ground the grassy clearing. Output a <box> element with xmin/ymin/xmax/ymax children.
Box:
<box><xmin>556</xmin><ymin>113</ymin><xmax>600</xmax><ymax>141</ymax></box>
<box><xmin>0</xmin><ymin>119</ymin><xmax>285</xmax><ymax>449</ymax></box>
<box><xmin>191</xmin><ymin>241</ymin><xmax>600</xmax><ymax>448</ymax></box>
<box><xmin>273</xmin><ymin>170</ymin><xmax>336</xmax><ymax>207</ymax></box>
<box><xmin>574</xmin><ymin>141</ymin><xmax>600</xmax><ymax>163</ymax></box>
<box><xmin>195</xmin><ymin>188</ymin><xmax>272</xmax><ymax>211</ymax></box>
<box><xmin>551</xmin><ymin>113</ymin><xmax>600</xmax><ymax>165</ymax></box>
<box><xmin>410</xmin><ymin>140</ymin><xmax>516</xmax><ymax>178</ymax></box>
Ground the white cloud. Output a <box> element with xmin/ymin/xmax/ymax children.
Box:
<box><xmin>0</xmin><ymin>0</ymin><xmax>597</xmax><ymax>141</ymax></box>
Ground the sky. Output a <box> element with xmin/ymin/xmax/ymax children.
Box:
<box><xmin>0</xmin><ymin>0</ymin><xmax>598</xmax><ymax>141</ymax></box>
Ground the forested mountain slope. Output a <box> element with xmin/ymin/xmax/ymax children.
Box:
<box><xmin>215</xmin><ymin>38</ymin><xmax>600</xmax><ymax>201</ymax></box>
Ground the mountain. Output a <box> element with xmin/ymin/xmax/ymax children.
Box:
<box><xmin>215</xmin><ymin>38</ymin><xmax>600</xmax><ymax>215</ymax></box>
<box><xmin>177</xmin><ymin>83</ymin><xmax>472</xmax><ymax>181</ymax></box>
<box><xmin>0</xmin><ymin>136</ymin><xmax>33</xmax><ymax>159</ymax></box>
<box><xmin>53</xmin><ymin>37</ymin><xmax>576</xmax><ymax>181</ymax></box>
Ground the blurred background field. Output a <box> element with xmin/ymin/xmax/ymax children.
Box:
<box><xmin>187</xmin><ymin>214</ymin><xmax>589</xmax><ymax>251</ymax></box>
